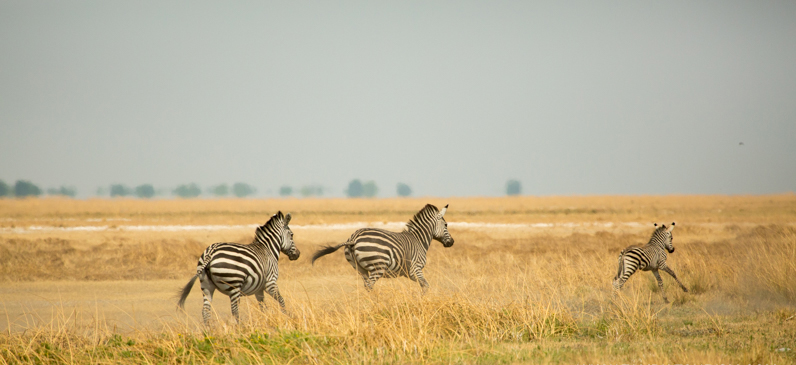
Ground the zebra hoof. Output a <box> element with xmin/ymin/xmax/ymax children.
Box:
<box><xmin>682</xmin><ymin>287</ymin><xmax>689</xmax><ymax>293</ymax></box>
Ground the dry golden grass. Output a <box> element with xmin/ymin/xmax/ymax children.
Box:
<box><xmin>2</xmin><ymin>194</ymin><xmax>794</xmax><ymax>226</ymax></box>
<box><xmin>1</xmin><ymin>195</ymin><xmax>795</xmax><ymax>364</ymax></box>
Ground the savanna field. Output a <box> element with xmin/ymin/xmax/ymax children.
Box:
<box><xmin>0</xmin><ymin>196</ymin><xmax>794</xmax><ymax>364</ymax></box>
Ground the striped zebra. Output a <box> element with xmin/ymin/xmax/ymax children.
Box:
<box><xmin>612</xmin><ymin>222</ymin><xmax>688</xmax><ymax>303</ymax></box>
<box><xmin>178</xmin><ymin>212</ymin><xmax>299</xmax><ymax>324</ymax></box>
<box><xmin>311</xmin><ymin>204</ymin><xmax>454</xmax><ymax>292</ymax></box>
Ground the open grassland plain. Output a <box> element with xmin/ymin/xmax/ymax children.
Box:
<box><xmin>1</xmin><ymin>196</ymin><xmax>795</xmax><ymax>364</ymax></box>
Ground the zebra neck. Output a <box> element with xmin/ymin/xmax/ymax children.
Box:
<box><xmin>251</xmin><ymin>238</ymin><xmax>281</xmax><ymax>259</ymax></box>
<box><xmin>407</xmin><ymin>226</ymin><xmax>433</xmax><ymax>250</ymax></box>
<box><xmin>647</xmin><ymin>238</ymin><xmax>666</xmax><ymax>252</ymax></box>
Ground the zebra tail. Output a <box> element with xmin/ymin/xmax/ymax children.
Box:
<box><xmin>177</xmin><ymin>274</ymin><xmax>199</xmax><ymax>309</ymax></box>
<box><xmin>311</xmin><ymin>243</ymin><xmax>349</xmax><ymax>265</ymax></box>
<box><xmin>178</xmin><ymin>245</ymin><xmax>215</xmax><ymax>309</ymax></box>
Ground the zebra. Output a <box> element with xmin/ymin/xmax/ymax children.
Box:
<box><xmin>178</xmin><ymin>211</ymin><xmax>299</xmax><ymax>324</ymax></box>
<box><xmin>612</xmin><ymin>222</ymin><xmax>688</xmax><ymax>303</ymax></box>
<box><xmin>311</xmin><ymin>204</ymin><xmax>454</xmax><ymax>293</ymax></box>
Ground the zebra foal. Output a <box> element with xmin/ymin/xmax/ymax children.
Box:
<box><xmin>612</xmin><ymin>222</ymin><xmax>688</xmax><ymax>303</ymax></box>
<box><xmin>311</xmin><ymin>204</ymin><xmax>454</xmax><ymax>293</ymax></box>
<box><xmin>178</xmin><ymin>211</ymin><xmax>300</xmax><ymax>324</ymax></box>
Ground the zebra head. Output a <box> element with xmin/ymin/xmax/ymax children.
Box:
<box><xmin>257</xmin><ymin>211</ymin><xmax>300</xmax><ymax>260</ymax></box>
<box><xmin>652</xmin><ymin>222</ymin><xmax>676</xmax><ymax>253</ymax></box>
<box><xmin>434</xmin><ymin>204</ymin><xmax>455</xmax><ymax>247</ymax></box>
<box><xmin>280</xmin><ymin>213</ymin><xmax>300</xmax><ymax>260</ymax></box>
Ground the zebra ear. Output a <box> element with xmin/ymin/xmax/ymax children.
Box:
<box><xmin>439</xmin><ymin>204</ymin><xmax>448</xmax><ymax>218</ymax></box>
<box><xmin>284</xmin><ymin>213</ymin><xmax>292</xmax><ymax>226</ymax></box>
<box><xmin>667</xmin><ymin>222</ymin><xmax>675</xmax><ymax>232</ymax></box>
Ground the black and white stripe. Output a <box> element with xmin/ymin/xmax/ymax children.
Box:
<box><xmin>311</xmin><ymin>204</ymin><xmax>454</xmax><ymax>292</ymax></box>
<box><xmin>178</xmin><ymin>211</ymin><xmax>300</xmax><ymax>324</ymax></box>
<box><xmin>612</xmin><ymin>222</ymin><xmax>688</xmax><ymax>303</ymax></box>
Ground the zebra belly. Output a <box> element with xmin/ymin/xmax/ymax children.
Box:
<box><xmin>207</xmin><ymin>264</ymin><xmax>263</xmax><ymax>296</ymax></box>
<box><xmin>353</xmin><ymin>245</ymin><xmax>403</xmax><ymax>276</ymax></box>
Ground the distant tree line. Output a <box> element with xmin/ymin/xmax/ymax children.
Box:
<box><xmin>277</xmin><ymin>180</ymin><xmax>413</xmax><ymax>198</ymax></box>
<box><xmin>346</xmin><ymin>179</ymin><xmax>378</xmax><ymax>198</ymax></box>
<box><xmin>396</xmin><ymin>183</ymin><xmax>412</xmax><ymax>197</ymax></box>
<box><xmin>97</xmin><ymin>182</ymin><xmax>258</xmax><ymax>198</ymax></box>
<box><xmin>173</xmin><ymin>183</ymin><xmax>202</xmax><ymax>198</ymax></box>
<box><xmin>276</xmin><ymin>184</ymin><xmax>324</xmax><ymax>198</ymax></box>
<box><xmin>0</xmin><ymin>178</ymin><xmax>522</xmax><ymax>199</ymax></box>
<box><xmin>47</xmin><ymin>186</ymin><xmax>77</xmax><ymax>197</ymax></box>
<box><xmin>0</xmin><ymin>179</ymin><xmax>76</xmax><ymax>198</ymax></box>
<box><xmin>204</xmin><ymin>183</ymin><xmax>256</xmax><ymax>198</ymax></box>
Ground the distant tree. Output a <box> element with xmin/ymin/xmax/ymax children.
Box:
<box><xmin>346</xmin><ymin>179</ymin><xmax>363</xmax><ymax>198</ymax></box>
<box><xmin>110</xmin><ymin>184</ymin><xmax>132</xmax><ymax>197</ymax></box>
<box><xmin>173</xmin><ymin>183</ymin><xmax>201</xmax><ymax>198</ymax></box>
<box><xmin>135</xmin><ymin>184</ymin><xmax>156</xmax><ymax>198</ymax></box>
<box><xmin>506</xmin><ymin>179</ymin><xmax>521</xmax><ymax>196</ymax></box>
<box><xmin>14</xmin><ymin>180</ymin><xmax>41</xmax><ymax>198</ymax></box>
<box><xmin>300</xmin><ymin>185</ymin><xmax>323</xmax><ymax>197</ymax></box>
<box><xmin>210</xmin><ymin>184</ymin><xmax>229</xmax><ymax>197</ymax></box>
<box><xmin>396</xmin><ymin>183</ymin><xmax>412</xmax><ymax>197</ymax></box>
<box><xmin>0</xmin><ymin>180</ymin><xmax>10</xmax><ymax>197</ymax></box>
<box><xmin>279</xmin><ymin>186</ymin><xmax>293</xmax><ymax>197</ymax></box>
<box><xmin>232</xmin><ymin>182</ymin><xmax>255</xmax><ymax>198</ymax></box>
<box><xmin>47</xmin><ymin>186</ymin><xmax>77</xmax><ymax>197</ymax></box>
<box><xmin>63</xmin><ymin>186</ymin><xmax>77</xmax><ymax>197</ymax></box>
<box><xmin>363</xmin><ymin>181</ymin><xmax>378</xmax><ymax>198</ymax></box>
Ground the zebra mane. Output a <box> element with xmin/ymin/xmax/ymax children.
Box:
<box><xmin>405</xmin><ymin>204</ymin><xmax>439</xmax><ymax>232</ymax></box>
<box><xmin>647</xmin><ymin>224</ymin><xmax>670</xmax><ymax>244</ymax></box>
<box><xmin>260</xmin><ymin>211</ymin><xmax>286</xmax><ymax>233</ymax></box>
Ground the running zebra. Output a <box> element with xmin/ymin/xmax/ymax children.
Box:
<box><xmin>311</xmin><ymin>204</ymin><xmax>454</xmax><ymax>292</ymax></box>
<box><xmin>178</xmin><ymin>212</ymin><xmax>300</xmax><ymax>324</ymax></box>
<box><xmin>612</xmin><ymin>222</ymin><xmax>688</xmax><ymax>303</ymax></box>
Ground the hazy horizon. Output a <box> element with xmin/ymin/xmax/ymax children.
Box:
<box><xmin>2</xmin><ymin>1</ymin><xmax>795</xmax><ymax>198</ymax></box>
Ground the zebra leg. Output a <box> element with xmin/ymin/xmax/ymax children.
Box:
<box><xmin>199</xmin><ymin>276</ymin><xmax>216</xmax><ymax>326</ymax></box>
<box><xmin>255</xmin><ymin>290</ymin><xmax>266</xmax><ymax>312</ymax></box>
<box><xmin>612</xmin><ymin>275</ymin><xmax>626</xmax><ymax>291</ymax></box>
<box><xmin>346</xmin><ymin>247</ymin><xmax>369</xmax><ymax>281</ymax></box>
<box><xmin>410</xmin><ymin>269</ymin><xmax>430</xmax><ymax>294</ymax></box>
<box><xmin>652</xmin><ymin>270</ymin><xmax>669</xmax><ymax>303</ymax></box>
<box><xmin>661</xmin><ymin>266</ymin><xmax>689</xmax><ymax>292</ymax></box>
<box><xmin>229</xmin><ymin>289</ymin><xmax>242</xmax><ymax>323</ymax></box>
<box><xmin>364</xmin><ymin>268</ymin><xmax>386</xmax><ymax>291</ymax></box>
<box><xmin>265</xmin><ymin>281</ymin><xmax>287</xmax><ymax>314</ymax></box>
<box><xmin>611</xmin><ymin>252</ymin><xmax>633</xmax><ymax>291</ymax></box>
<box><xmin>612</xmin><ymin>257</ymin><xmax>633</xmax><ymax>290</ymax></box>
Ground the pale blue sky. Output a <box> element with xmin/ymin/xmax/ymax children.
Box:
<box><xmin>1</xmin><ymin>1</ymin><xmax>794</xmax><ymax>197</ymax></box>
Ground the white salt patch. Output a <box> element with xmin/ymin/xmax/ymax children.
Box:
<box><xmin>293</xmin><ymin>222</ymin><xmax>407</xmax><ymax>230</ymax></box>
<box><xmin>120</xmin><ymin>224</ymin><xmax>257</xmax><ymax>232</ymax></box>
